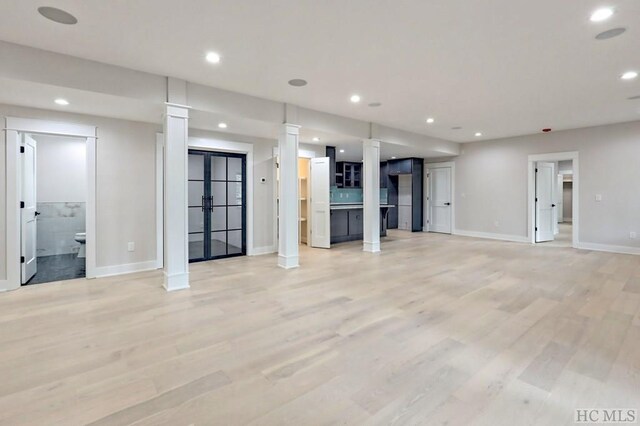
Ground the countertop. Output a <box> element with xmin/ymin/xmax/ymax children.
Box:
<box><xmin>330</xmin><ymin>203</ymin><xmax>396</xmax><ymax>210</ymax></box>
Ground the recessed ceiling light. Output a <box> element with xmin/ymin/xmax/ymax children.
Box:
<box><xmin>54</xmin><ymin>98</ymin><xmax>69</xmax><ymax>106</ymax></box>
<box><xmin>621</xmin><ymin>71</ymin><xmax>638</xmax><ymax>80</ymax></box>
<box><xmin>218</xmin><ymin>122</ymin><xmax>227</xmax><ymax>129</ymax></box>
<box><xmin>312</xmin><ymin>137</ymin><xmax>320</xmax><ymax>142</ymax></box>
<box><xmin>368</xmin><ymin>102</ymin><xmax>382</xmax><ymax>107</ymax></box>
<box><xmin>391</xmin><ymin>156</ymin><xmax>397</xmax><ymax>159</ymax></box>
<box><xmin>38</xmin><ymin>6</ymin><xmax>78</xmax><ymax>25</ymax></box>
<box><xmin>475</xmin><ymin>132</ymin><xmax>483</xmax><ymax>137</ymax></box>
<box><xmin>451</xmin><ymin>126</ymin><xmax>463</xmax><ymax>130</ymax></box>
<box><xmin>339</xmin><ymin>149</ymin><xmax>345</xmax><ymax>153</ymax></box>
<box><xmin>288</xmin><ymin>79</ymin><xmax>307</xmax><ymax>87</ymax></box>
<box><xmin>205</xmin><ymin>52</ymin><xmax>221</xmax><ymax>64</ymax></box>
<box><xmin>542</xmin><ymin>128</ymin><xmax>553</xmax><ymax>133</ymax></box>
<box><xmin>595</xmin><ymin>27</ymin><xmax>626</xmax><ymax>40</ymax></box>
<box><xmin>590</xmin><ymin>8</ymin><xmax>614</xmax><ymax>22</ymax></box>
<box><xmin>350</xmin><ymin>95</ymin><xmax>361</xmax><ymax>103</ymax></box>
<box><xmin>426</xmin><ymin>117</ymin><xmax>435</xmax><ymax>124</ymax></box>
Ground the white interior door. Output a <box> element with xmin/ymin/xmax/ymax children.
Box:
<box><xmin>398</xmin><ymin>174</ymin><xmax>412</xmax><ymax>230</ymax></box>
<box><xmin>310</xmin><ymin>157</ymin><xmax>330</xmax><ymax>248</ymax></box>
<box><xmin>428</xmin><ymin>167</ymin><xmax>452</xmax><ymax>234</ymax></box>
<box><xmin>21</xmin><ymin>134</ymin><xmax>38</xmax><ymax>283</ymax></box>
<box><xmin>535</xmin><ymin>162</ymin><xmax>556</xmax><ymax>243</ymax></box>
<box><xmin>556</xmin><ymin>174</ymin><xmax>564</xmax><ymax>224</ymax></box>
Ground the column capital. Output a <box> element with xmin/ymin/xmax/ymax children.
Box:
<box><xmin>164</xmin><ymin>102</ymin><xmax>191</xmax><ymax>119</ymax></box>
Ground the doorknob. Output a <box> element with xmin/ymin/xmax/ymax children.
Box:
<box><xmin>552</xmin><ymin>204</ymin><xmax>556</xmax><ymax>207</ymax></box>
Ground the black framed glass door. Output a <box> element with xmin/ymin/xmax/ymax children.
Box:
<box><xmin>188</xmin><ymin>150</ymin><xmax>246</xmax><ymax>262</ymax></box>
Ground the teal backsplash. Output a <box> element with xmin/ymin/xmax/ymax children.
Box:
<box><xmin>330</xmin><ymin>187</ymin><xmax>388</xmax><ymax>204</ymax></box>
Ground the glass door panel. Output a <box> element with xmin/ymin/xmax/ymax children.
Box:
<box><xmin>188</xmin><ymin>149</ymin><xmax>246</xmax><ymax>262</ymax></box>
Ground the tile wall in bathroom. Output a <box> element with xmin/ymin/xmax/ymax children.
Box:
<box><xmin>36</xmin><ymin>202</ymin><xmax>86</xmax><ymax>257</ymax></box>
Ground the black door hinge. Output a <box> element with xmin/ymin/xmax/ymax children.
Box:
<box><xmin>535</xmin><ymin>227</ymin><xmax>538</xmax><ymax>231</ymax></box>
<box><xmin>20</xmin><ymin>256</ymin><xmax>25</xmax><ymax>264</ymax></box>
<box><xmin>20</xmin><ymin>146</ymin><xmax>25</xmax><ymax>154</ymax></box>
<box><xmin>20</xmin><ymin>201</ymin><xmax>25</xmax><ymax>208</ymax></box>
<box><xmin>535</xmin><ymin>198</ymin><xmax>538</xmax><ymax>202</ymax></box>
<box><xmin>535</xmin><ymin>168</ymin><xmax>538</xmax><ymax>172</ymax></box>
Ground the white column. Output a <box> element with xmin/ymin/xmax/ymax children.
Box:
<box><xmin>278</xmin><ymin>123</ymin><xmax>300</xmax><ymax>268</ymax></box>
<box><xmin>163</xmin><ymin>103</ymin><xmax>190</xmax><ymax>291</ymax></box>
<box><xmin>363</xmin><ymin>139</ymin><xmax>381</xmax><ymax>253</ymax></box>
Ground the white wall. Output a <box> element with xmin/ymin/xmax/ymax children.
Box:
<box><xmin>451</xmin><ymin>120</ymin><xmax>640</xmax><ymax>251</ymax></box>
<box><xmin>563</xmin><ymin>181</ymin><xmax>573</xmax><ymax>221</ymax></box>
<box><xmin>34</xmin><ymin>134</ymin><xmax>86</xmax><ymax>202</ymax></box>
<box><xmin>0</xmin><ymin>103</ymin><xmax>160</xmax><ymax>280</ymax></box>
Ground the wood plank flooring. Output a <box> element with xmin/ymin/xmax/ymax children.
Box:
<box><xmin>0</xmin><ymin>230</ymin><xmax>638</xmax><ymax>425</ymax></box>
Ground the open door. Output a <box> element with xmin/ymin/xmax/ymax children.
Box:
<box><xmin>428</xmin><ymin>167</ymin><xmax>452</xmax><ymax>234</ymax></box>
<box><xmin>535</xmin><ymin>162</ymin><xmax>556</xmax><ymax>243</ymax></box>
<box><xmin>310</xmin><ymin>157</ymin><xmax>330</xmax><ymax>248</ymax></box>
<box><xmin>21</xmin><ymin>134</ymin><xmax>38</xmax><ymax>283</ymax></box>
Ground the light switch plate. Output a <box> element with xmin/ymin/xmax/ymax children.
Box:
<box><xmin>128</xmin><ymin>242</ymin><xmax>135</xmax><ymax>252</ymax></box>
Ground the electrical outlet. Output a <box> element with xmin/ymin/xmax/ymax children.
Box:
<box><xmin>631</xmin><ymin>232</ymin><xmax>637</xmax><ymax>239</ymax></box>
<box><xmin>128</xmin><ymin>242</ymin><xmax>135</xmax><ymax>252</ymax></box>
<box><xmin>595</xmin><ymin>194</ymin><xmax>602</xmax><ymax>202</ymax></box>
<box><xmin>494</xmin><ymin>220</ymin><xmax>500</xmax><ymax>228</ymax></box>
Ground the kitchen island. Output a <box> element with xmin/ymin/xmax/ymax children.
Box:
<box><xmin>330</xmin><ymin>204</ymin><xmax>395</xmax><ymax>244</ymax></box>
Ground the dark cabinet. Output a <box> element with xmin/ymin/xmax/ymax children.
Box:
<box><xmin>336</xmin><ymin>162</ymin><xmax>362</xmax><ymax>188</ymax></box>
<box><xmin>388</xmin><ymin>159</ymin><xmax>412</xmax><ymax>175</ymax></box>
<box><xmin>348</xmin><ymin>210</ymin><xmax>363</xmax><ymax>236</ymax></box>
<box><xmin>330</xmin><ymin>210</ymin><xmax>349</xmax><ymax>239</ymax></box>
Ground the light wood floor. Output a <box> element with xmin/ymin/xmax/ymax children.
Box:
<box><xmin>0</xmin><ymin>231</ymin><xmax>639</xmax><ymax>425</ymax></box>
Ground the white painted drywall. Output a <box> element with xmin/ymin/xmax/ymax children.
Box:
<box><xmin>0</xmin><ymin>103</ymin><xmax>159</xmax><ymax>280</ymax></box>
<box><xmin>452</xmin><ymin>120</ymin><xmax>640</xmax><ymax>250</ymax></box>
<box><xmin>33</xmin><ymin>134</ymin><xmax>86</xmax><ymax>202</ymax></box>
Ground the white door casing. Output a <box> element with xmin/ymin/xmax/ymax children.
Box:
<box><xmin>557</xmin><ymin>174</ymin><xmax>564</xmax><ymax>224</ymax></box>
<box><xmin>428</xmin><ymin>167</ymin><xmax>452</xmax><ymax>234</ymax></box>
<box><xmin>310</xmin><ymin>157</ymin><xmax>330</xmax><ymax>248</ymax></box>
<box><xmin>21</xmin><ymin>135</ymin><xmax>38</xmax><ymax>283</ymax></box>
<box><xmin>535</xmin><ymin>162</ymin><xmax>556</xmax><ymax>242</ymax></box>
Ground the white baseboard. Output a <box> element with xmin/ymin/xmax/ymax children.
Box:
<box><xmin>250</xmin><ymin>246</ymin><xmax>277</xmax><ymax>256</ymax></box>
<box><xmin>0</xmin><ymin>280</ymin><xmax>8</xmax><ymax>292</ymax></box>
<box><xmin>577</xmin><ymin>242</ymin><xmax>640</xmax><ymax>256</ymax></box>
<box><xmin>94</xmin><ymin>260</ymin><xmax>160</xmax><ymax>278</ymax></box>
<box><xmin>453</xmin><ymin>229</ymin><xmax>529</xmax><ymax>244</ymax></box>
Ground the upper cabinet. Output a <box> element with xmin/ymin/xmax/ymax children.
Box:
<box><xmin>336</xmin><ymin>161</ymin><xmax>362</xmax><ymax>188</ymax></box>
<box><xmin>387</xmin><ymin>158</ymin><xmax>412</xmax><ymax>175</ymax></box>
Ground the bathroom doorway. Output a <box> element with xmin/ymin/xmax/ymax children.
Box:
<box><xmin>22</xmin><ymin>133</ymin><xmax>87</xmax><ymax>285</ymax></box>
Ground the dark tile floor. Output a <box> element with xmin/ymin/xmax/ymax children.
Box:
<box><xmin>26</xmin><ymin>254</ymin><xmax>86</xmax><ymax>285</ymax></box>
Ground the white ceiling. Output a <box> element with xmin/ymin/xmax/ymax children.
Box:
<box><xmin>0</xmin><ymin>0</ymin><xmax>639</xmax><ymax>142</ymax></box>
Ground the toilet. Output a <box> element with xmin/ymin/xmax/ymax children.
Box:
<box><xmin>74</xmin><ymin>232</ymin><xmax>86</xmax><ymax>258</ymax></box>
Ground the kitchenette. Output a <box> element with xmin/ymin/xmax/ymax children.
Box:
<box><xmin>324</xmin><ymin>146</ymin><xmax>423</xmax><ymax>246</ymax></box>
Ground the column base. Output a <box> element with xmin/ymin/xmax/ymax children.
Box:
<box><xmin>278</xmin><ymin>254</ymin><xmax>300</xmax><ymax>269</ymax></box>
<box><xmin>163</xmin><ymin>271</ymin><xmax>190</xmax><ymax>292</ymax></box>
<box><xmin>363</xmin><ymin>241</ymin><xmax>381</xmax><ymax>253</ymax></box>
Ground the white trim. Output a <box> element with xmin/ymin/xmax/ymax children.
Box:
<box><xmin>528</xmin><ymin>151</ymin><xmax>579</xmax><ymax>248</ymax></box>
<box><xmin>577</xmin><ymin>242</ymin><xmax>640</xmax><ymax>256</ymax></box>
<box><xmin>251</xmin><ymin>245</ymin><xmax>277</xmax><ymax>256</ymax></box>
<box><xmin>453</xmin><ymin>229</ymin><xmax>529</xmax><ymax>243</ymax></box>
<box><xmin>163</xmin><ymin>271</ymin><xmax>190</xmax><ymax>292</ymax></box>
<box><xmin>425</xmin><ymin>161</ymin><xmax>455</xmax><ymax>234</ymax></box>
<box><xmin>155</xmin><ymin>133</ymin><xmax>164</xmax><ymax>269</ymax></box>
<box><xmin>94</xmin><ymin>260</ymin><xmax>159</xmax><ymax>278</ymax></box>
<box><xmin>3</xmin><ymin>117</ymin><xmax>97</xmax><ymax>292</ymax></box>
<box><xmin>278</xmin><ymin>254</ymin><xmax>299</xmax><ymax>269</ymax></box>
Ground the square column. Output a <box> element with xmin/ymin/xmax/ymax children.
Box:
<box><xmin>363</xmin><ymin>139</ymin><xmax>381</xmax><ymax>253</ymax></box>
<box><xmin>278</xmin><ymin>123</ymin><xmax>300</xmax><ymax>268</ymax></box>
<box><xmin>163</xmin><ymin>103</ymin><xmax>190</xmax><ymax>291</ymax></box>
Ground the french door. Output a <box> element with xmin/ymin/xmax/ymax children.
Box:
<box><xmin>188</xmin><ymin>150</ymin><xmax>246</xmax><ymax>262</ymax></box>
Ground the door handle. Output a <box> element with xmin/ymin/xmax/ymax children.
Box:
<box><xmin>209</xmin><ymin>195</ymin><xmax>214</xmax><ymax>212</ymax></box>
<box><xmin>444</xmin><ymin>202</ymin><xmax>451</xmax><ymax>206</ymax></box>
<box><xmin>34</xmin><ymin>211</ymin><xmax>41</xmax><ymax>216</ymax></box>
<box><xmin>552</xmin><ymin>204</ymin><xmax>556</xmax><ymax>207</ymax></box>
<box><xmin>201</xmin><ymin>196</ymin><xmax>205</xmax><ymax>211</ymax></box>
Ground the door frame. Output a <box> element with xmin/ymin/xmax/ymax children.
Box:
<box><xmin>424</xmin><ymin>161</ymin><xmax>455</xmax><ymax>234</ymax></box>
<box><xmin>4</xmin><ymin>117</ymin><xmax>97</xmax><ymax>291</ymax></box>
<box><xmin>527</xmin><ymin>152</ymin><xmax>579</xmax><ymax>247</ymax></box>
<box><xmin>155</xmin><ymin>133</ymin><xmax>255</xmax><ymax>266</ymax></box>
